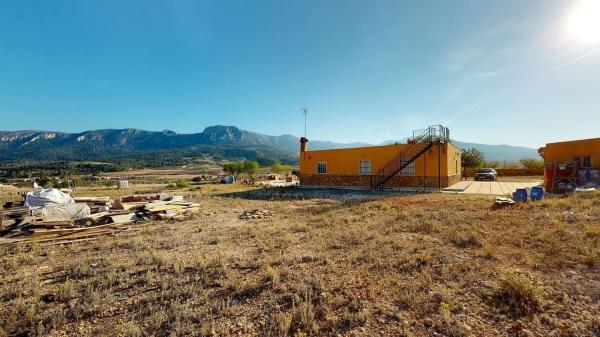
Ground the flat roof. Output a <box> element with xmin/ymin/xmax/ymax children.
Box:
<box><xmin>304</xmin><ymin>141</ymin><xmax>460</xmax><ymax>154</ymax></box>
<box><xmin>545</xmin><ymin>137</ymin><xmax>600</xmax><ymax>146</ymax></box>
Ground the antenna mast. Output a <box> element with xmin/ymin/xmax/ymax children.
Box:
<box><xmin>302</xmin><ymin>107</ymin><xmax>308</xmax><ymax>138</ymax></box>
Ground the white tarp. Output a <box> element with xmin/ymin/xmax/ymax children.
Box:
<box><xmin>25</xmin><ymin>188</ymin><xmax>75</xmax><ymax>209</ymax></box>
<box><xmin>31</xmin><ymin>203</ymin><xmax>91</xmax><ymax>221</ymax></box>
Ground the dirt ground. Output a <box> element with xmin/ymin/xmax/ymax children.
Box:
<box><xmin>1</xmin><ymin>184</ymin><xmax>599</xmax><ymax>337</ymax></box>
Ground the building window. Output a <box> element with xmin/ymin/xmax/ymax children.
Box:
<box><xmin>576</xmin><ymin>156</ymin><xmax>592</xmax><ymax>168</ymax></box>
<box><xmin>317</xmin><ymin>162</ymin><xmax>327</xmax><ymax>174</ymax></box>
<box><xmin>359</xmin><ymin>160</ymin><xmax>371</xmax><ymax>175</ymax></box>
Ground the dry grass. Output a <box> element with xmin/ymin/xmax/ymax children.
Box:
<box><xmin>0</xmin><ymin>184</ymin><xmax>599</xmax><ymax>336</ymax></box>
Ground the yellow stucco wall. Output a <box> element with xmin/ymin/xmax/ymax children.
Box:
<box><xmin>446</xmin><ymin>142</ymin><xmax>462</xmax><ymax>175</ymax></box>
<box><xmin>541</xmin><ymin>138</ymin><xmax>600</xmax><ymax>168</ymax></box>
<box><xmin>300</xmin><ymin>142</ymin><xmax>461</xmax><ymax>176</ymax></box>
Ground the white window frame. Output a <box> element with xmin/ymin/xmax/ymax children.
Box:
<box><xmin>317</xmin><ymin>162</ymin><xmax>327</xmax><ymax>174</ymax></box>
<box><xmin>359</xmin><ymin>160</ymin><xmax>371</xmax><ymax>175</ymax></box>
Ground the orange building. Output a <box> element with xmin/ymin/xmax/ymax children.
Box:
<box><xmin>300</xmin><ymin>125</ymin><xmax>462</xmax><ymax>189</ymax></box>
<box><xmin>538</xmin><ymin>137</ymin><xmax>600</xmax><ymax>192</ymax></box>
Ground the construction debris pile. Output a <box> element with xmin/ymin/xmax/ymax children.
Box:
<box><xmin>493</xmin><ymin>197</ymin><xmax>516</xmax><ymax>207</ymax></box>
<box><xmin>239</xmin><ymin>209</ymin><xmax>274</xmax><ymax>219</ymax></box>
<box><xmin>0</xmin><ymin>189</ymin><xmax>199</xmax><ymax>245</ymax></box>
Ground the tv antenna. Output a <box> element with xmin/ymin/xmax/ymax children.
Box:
<box><xmin>302</xmin><ymin>107</ymin><xmax>308</xmax><ymax>138</ymax></box>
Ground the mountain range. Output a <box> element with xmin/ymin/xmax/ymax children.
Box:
<box><xmin>0</xmin><ymin>125</ymin><xmax>539</xmax><ymax>164</ymax></box>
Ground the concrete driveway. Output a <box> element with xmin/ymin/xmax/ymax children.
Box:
<box><xmin>443</xmin><ymin>180</ymin><xmax>543</xmax><ymax>195</ymax></box>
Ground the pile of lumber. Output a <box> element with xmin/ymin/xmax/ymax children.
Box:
<box><xmin>1</xmin><ymin>201</ymin><xmax>29</xmax><ymax>230</ymax></box>
<box><xmin>0</xmin><ymin>193</ymin><xmax>199</xmax><ymax>245</ymax></box>
<box><xmin>117</xmin><ymin>195</ymin><xmax>201</xmax><ymax>221</ymax></box>
<box><xmin>239</xmin><ymin>209</ymin><xmax>274</xmax><ymax>219</ymax></box>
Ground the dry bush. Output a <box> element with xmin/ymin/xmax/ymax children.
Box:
<box><xmin>407</xmin><ymin>219</ymin><xmax>437</xmax><ymax>233</ymax></box>
<box><xmin>450</xmin><ymin>230</ymin><xmax>483</xmax><ymax>248</ymax></box>
<box><xmin>340</xmin><ymin>296</ymin><xmax>369</xmax><ymax>329</ymax></box>
<box><xmin>495</xmin><ymin>269</ymin><xmax>542</xmax><ymax>317</ymax></box>
<box><xmin>266</xmin><ymin>311</ymin><xmax>292</xmax><ymax>337</ymax></box>
<box><xmin>478</xmin><ymin>243</ymin><xmax>496</xmax><ymax>259</ymax></box>
<box><xmin>264</xmin><ymin>265</ymin><xmax>281</xmax><ymax>287</ymax></box>
<box><xmin>581</xmin><ymin>248</ymin><xmax>600</xmax><ymax>267</ymax></box>
<box><xmin>289</xmin><ymin>288</ymin><xmax>320</xmax><ymax>336</ymax></box>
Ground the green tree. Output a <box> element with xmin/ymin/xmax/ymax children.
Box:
<box><xmin>222</xmin><ymin>162</ymin><xmax>243</xmax><ymax>177</ymax></box>
<box><xmin>461</xmin><ymin>148</ymin><xmax>484</xmax><ymax>168</ymax></box>
<box><xmin>270</xmin><ymin>161</ymin><xmax>292</xmax><ymax>174</ymax></box>
<box><xmin>520</xmin><ymin>158</ymin><xmax>544</xmax><ymax>169</ymax></box>
<box><xmin>242</xmin><ymin>160</ymin><xmax>260</xmax><ymax>177</ymax></box>
<box><xmin>36</xmin><ymin>174</ymin><xmax>53</xmax><ymax>188</ymax></box>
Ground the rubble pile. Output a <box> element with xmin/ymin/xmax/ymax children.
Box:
<box><xmin>0</xmin><ymin>189</ymin><xmax>199</xmax><ymax>245</ymax></box>
<box><xmin>239</xmin><ymin>209</ymin><xmax>274</xmax><ymax>219</ymax></box>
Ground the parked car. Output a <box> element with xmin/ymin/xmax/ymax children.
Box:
<box><xmin>220</xmin><ymin>175</ymin><xmax>236</xmax><ymax>184</ymax></box>
<box><xmin>474</xmin><ymin>168</ymin><xmax>498</xmax><ymax>181</ymax></box>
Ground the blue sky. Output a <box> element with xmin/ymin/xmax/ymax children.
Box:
<box><xmin>1</xmin><ymin>0</ymin><xmax>599</xmax><ymax>148</ymax></box>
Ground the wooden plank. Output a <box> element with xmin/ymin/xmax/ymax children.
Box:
<box><xmin>109</xmin><ymin>213</ymin><xmax>142</xmax><ymax>224</ymax></box>
<box><xmin>145</xmin><ymin>204</ymin><xmax>186</xmax><ymax>212</ymax></box>
<box><xmin>22</xmin><ymin>228</ymin><xmax>127</xmax><ymax>243</ymax></box>
<box><xmin>0</xmin><ymin>237</ymin><xmax>22</xmax><ymax>244</ymax></box>
<box><xmin>42</xmin><ymin>237</ymin><xmax>99</xmax><ymax>246</ymax></box>
<box><xmin>119</xmin><ymin>202</ymin><xmax>147</xmax><ymax>210</ymax></box>
<box><xmin>29</xmin><ymin>223</ymin><xmax>128</xmax><ymax>238</ymax></box>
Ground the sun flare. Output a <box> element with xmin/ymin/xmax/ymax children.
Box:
<box><xmin>566</xmin><ymin>0</ymin><xmax>600</xmax><ymax>44</ymax></box>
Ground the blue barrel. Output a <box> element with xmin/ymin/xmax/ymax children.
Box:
<box><xmin>513</xmin><ymin>189</ymin><xmax>528</xmax><ymax>202</ymax></box>
<box><xmin>530</xmin><ymin>187</ymin><xmax>544</xmax><ymax>201</ymax></box>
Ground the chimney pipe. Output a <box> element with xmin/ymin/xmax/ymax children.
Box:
<box><xmin>300</xmin><ymin>137</ymin><xmax>308</xmax><ymax>153</ymax></box>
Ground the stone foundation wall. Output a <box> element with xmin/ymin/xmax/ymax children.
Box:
<box><xmin>300</xmin><ymin>174</ymin><xmax>461</xmax><ymax>188</ymax></box>
<box><xmin>447</xmin><ymin>174</ymin><xmax>461</xmax><ymax>187</ymax></box>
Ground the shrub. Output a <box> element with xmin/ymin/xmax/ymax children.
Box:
<box><xmin>582</xmin><ymin>248</ymin><xmax>599</xmax><ymax>267</ymax></box>
<box><xmin>290</xmin><ymin>289</ymin><xmax>319</xmax><ymax>335</ymax></box>
<box><xmin>264</xmin><ymin>266</ymin><xmax>280</xmax><ymax>287</ymax></box>
<box><xmin>495</xmin><ymin>268</ymin><xmax>542</xmax><ymax>317</ymax></box>
<box><xmin>450</xmin><ymin>231</ymin><xmax>482</xmax><ymax>248</ymax></box>
<box><xmin>267</xmin><ymin>312</ymin><xmax>292</xmax><ymax>337</ymax></box>
<box><xmin>520</xmin><ymin>158</ymin><xmax>544</xmax><ymax>169</ymax></box>
<box><xmin>462</xmin><ymin>148</ymin><xmax>484</xmax><ymax>168</ymax></box>
<box><xmin>175</xmin><ymin>179</ymin><xmax>190</xmax><ymax>188</ymax></box>
<box><xmin>478</xmin><ymin>244</ymin><xmax>496</xmax><ymax>259</ymax></box>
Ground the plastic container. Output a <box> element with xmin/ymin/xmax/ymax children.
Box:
<box><xmin>513</xmin><ymin>188</ymin><xmax>528</xmax><ymax>202</ymax></box>
<box><xmin>530</xmin><ymin>186</ymin><xmax>544</xmax><ymax>201</ymax></box>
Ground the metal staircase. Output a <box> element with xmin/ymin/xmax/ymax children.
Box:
<box><xmin>370</xmin><ymin>125</ymin><xmax>449</xmax><ymax>189</ymax></box>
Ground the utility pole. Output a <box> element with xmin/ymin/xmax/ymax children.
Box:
<box><xmin>302</xmin><ymin>107</ymin><xmax>308</xmax><ymax>138</ymax></box>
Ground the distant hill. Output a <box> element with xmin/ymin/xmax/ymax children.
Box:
<box><xmin>382</xmin><ymin>139</ymin><xmax>539</xmax><ymax>163</ymax></box>
<box><xmin>0</xmin><ymin>126</ymin><xmax>364</xmax><ymax>165</ymax></box>
<box><xmin>450</xmin><ymin>140</ymin><xmax>539</xmax><ymax>163</ymax></box>
<box><xmin>0</xmin><ymin>125</ymin><xmax>538</xmax><ymax>165</ymax></box>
